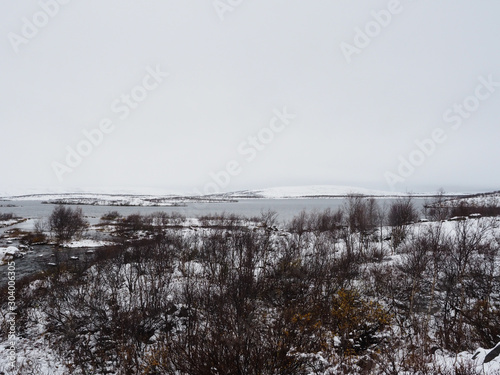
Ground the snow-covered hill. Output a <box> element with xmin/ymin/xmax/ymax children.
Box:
<box><xmin>1</xmin><ymin>193</ymin><xmax>185</xmax><ymax>207</ymax></box>
<box><xmin>0</xmin><ymin>185</ymin><xmax>472</xmax><ymax>204</ymax></box>
<box><xmin>443</xmin><ymin>191</ymin><xmax>500</xmax><ymax>207</ymax></box>
<box><xmin>225</xmin><ymin>185</ymin><xmax>405</xmax><ymax>198</ymax></box>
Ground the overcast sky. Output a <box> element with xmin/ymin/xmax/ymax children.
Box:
<box><xmin>1</xmin><ymin>0</ymin><xmax>499</xmax><ymax>195</ymax></box>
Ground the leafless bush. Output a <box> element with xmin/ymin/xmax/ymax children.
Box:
<box><xmin>10</xmin><ymin>206</ymin><xmax>500</xmax><ymax>374</ymax></box>
<box><xmin>0</xmin><ymin>212</ymin><xmax>15</xmax><ymax>221</ymax></box>
<box><xmin>388</xmin><ymin>196</ymin><xmax>418</xmax><ymax>227</ymax></box>
<box><xmin>288</xmin><ymin>209</ymin><xmax>308</xmax><ymax>236</ymax></box>
<box><xmin>48</xmin><ymin>205</ymin><xmax>88</xmax><ymax>243</ymax></box>
<box><xmin>198</xmin><ymin>212</ymin><xmax>242</xmax><ymax>228</ymax></box>
<box><xmin>424</xmin><ymin>189</ymin><xmax>451</xmax><ymax>221</ymax></box>
<box><xmin>450</xmin><ymin>201</ymin><xmax>500</xmax><ymax>218</ymax></box>
<box><xmin>33</xmin><ymin>218</ymin><xmax>48</xmax><ymax>234</ymax></box>
<box><xmin>100</xmin><ymin>210</ymin><xmax>122</xmax><ymax>221</ymax></box>
<box><xmin>260</xmin><ymin>209</ymin><xmax>279</xmax><ymax>228</ymax></box>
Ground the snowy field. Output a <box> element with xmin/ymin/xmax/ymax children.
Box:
<box><xmin>1</xmin><ymin>192</ymin><xmax>500</xmax><ymax>374</ymax></box>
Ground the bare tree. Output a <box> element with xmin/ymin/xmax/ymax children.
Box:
<box><xmin>49</xmin><ymin>205</ymin><xmax>88</xmax><ymax>243</ymax></box>
<box><xmin>388</xmin><ymin>196</ymin><xmax>418</xmax><ymax>251</ymax></box>
<box><xmin>425</xmin><ymin>188</ymin><xmax>451</xmax><ymax>221</ymax></box>
<box><xmin>388</xmin><ymin>196</ymin><xmax>418</xmax><ymax>227</ymax></box>
<box><xmin>260</xmin><ymin>209</ymin><xmax>279</xmax><ymax>228</ymax></box>
<box><xmin>33</xmin><ymin>218</ymin><xmax>48</xmax><ymax>234</ymax></box>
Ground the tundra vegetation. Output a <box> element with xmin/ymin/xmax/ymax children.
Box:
<box><xmin>1</xmin><ymin>195</ymin><xmax>500</xmax><ymax>374</ymax></box>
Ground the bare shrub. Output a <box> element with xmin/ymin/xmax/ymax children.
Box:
<box><xmin>424</xmin><ymin>188</ymin><xmax>451</xmax><ymax>221</ymax></box>
<box><xmin>0</xmin><ymin>212</ymin><xmax>15</xmax><ymax>221</ymax></box>
<box><xmin>33</xmin><ymin>218</ymin><xmax>48</xmax><ymax>234</ymax></box>
<box><xmin>100</xmin><ymin>210</ymin><xmax>122</xmax><ymax>221</ymax></box>
<box><xmin>388</xmin><ymin>196</ymin><xmax>418</xmax><ymax>251</ymax></box>
<box><xmin>260</xmin><ymin>209</ymin><xmax>279</xmax><ymax>228</ymax></box>
<box><xmin>288</xmin><ymin>210</ymin><xmax>308</xmax><ymax>236</ymax></box>
<box><xmin>388</xmin><ymin>196</ymin><xmax>418</xmax><ymax>227</ymax></box>
<box><xmin>48</xmin><ymin>205</ymin><xmax>88</xmax><ymax>243</ymax></box>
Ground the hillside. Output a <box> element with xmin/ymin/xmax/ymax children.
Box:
<box><xmin>0</xmin><ymin>185</ymin><xmax>470</xmax><ymax>205</ymax></box>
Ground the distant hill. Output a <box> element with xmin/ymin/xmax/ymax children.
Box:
<box><xmin>0</xmin><ymin>185</ymin><xmax>472</xmax><ymax>203</ymax></box>
<box><xmin>212</xmin><ymin>185</ymin><xmax>461</xmax><ymax>199</ymax></box>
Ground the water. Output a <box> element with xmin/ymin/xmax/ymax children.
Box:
<box><xmin>0</xmin><ymin>246</ymin><xmax>96</xmax><ymax>286</ymax></box>
<box><xmin>0</xmin><ymin>197</ymin><xmax>430</xmax><ymax>281</ymax></box>
<box><xmin>0</xmin><ymin>197</ymin><xmax>430</xmax><ymax>229</ymax></box>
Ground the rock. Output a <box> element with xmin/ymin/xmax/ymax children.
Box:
<box><xmin>484</xmin><ymin>342</ymin><xmax>500</xmax><ymax>364</ymax></box>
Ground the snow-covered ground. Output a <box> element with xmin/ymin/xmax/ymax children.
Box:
<box><xmin>443</xmin><ymin>191</ymin><xmax>500</xmax><ymax>207</ymax></box>
<box><xmin>434</xmin><ymin>345</ymin><xmax>500</xmax><ymax>374</ymax></box>
<box><xmin>0</xmin><ymin>307</ymin><xmax>69</xmax><ymax>375</ymax></box>
<box><xmin>4</xmin><ymin>193</ymin><xmax>186</xmax><ymax>206</ymax></box>
<box><xmin>62</xmin><ymin>239</ymin><xmax>115</xmax><ymax>248</ymax></box>
<box><xmin>0</xmin><ymin>219</ymin><xmax>19</xmax><ymax>228</ymax></box>
<box><xmin>228</xmin><ymin>185</ymin><xmax>407</xmax><ymax>198</ymax></box>
<box><xmin>1</xmin><ymin>192</ymin><xmax>499</xmax><ymax>374</ymax></box>
<box><xmin>0</xmin><ymin>246</ymin><xmax>20</xmax><ymax>265</ymax></box>
<box><xmin>1</xmin><ymin>185</ymin><xmax>470</xmax><ymax>204</ymax></box>
<box><xmin>0</xmin><ymin>218</ymin><xmax>26</xmax><ymax>229</ymax></box>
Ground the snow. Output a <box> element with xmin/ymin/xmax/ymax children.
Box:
<box><xmin>0</xmin><ymin>186</ymin><xmax>181</xmax><ymax>198</ymax></box>
<box><xmin>247</xmin><ymin>185</ymin><xmax>406</xmax><ymax>198</ymax></box>
<box><xmin>4</xmin><ymin>193</ymin><xmax>186</xmax><ymax>206</ymax></box>
<box><xmin>0</xmin><ymin>194</ymin><xmax>498</xmax><ymax>373</ymax></box>
<box><xmin>2</xmin><ymin>192</ymin><xmax>233</xmax><ymax>206</ymax></box>
<box><xmin>0</xmin><ymin>219</ymin><xmax>18</xmax><ymax>227</ymax></box>
<box><xmin>1</xmin><ymin>185</ymin><xmax>468</xmax><ymax>203</ymax></box>
<box><xmin>0</xmin><ymin>246</ymin><xmax>20</xmax><ymax>265</ymax></box>
<box><xmin>220</xmin><ymin>185</ymin><xmax>463</xmax><ymax>199</ymax></box>
<box><xmin>0</xmin><ymin>307</ymin><xmax>69</xmax><ymax>374</ymax></box>
<box><xmin>62</xmin><ymin>239</ymin><xmax>114</xmax><ymax>248</ymax></box>
<box><xmin>433</xmin><ymin>343</ymin><xmax>500</xmax><ymax>373</ymax></box>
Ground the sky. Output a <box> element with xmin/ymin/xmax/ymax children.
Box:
<box><xmin>1</xmin><ymin>0</ymin><xmax>499</xmax><ymax>195</ymax></box>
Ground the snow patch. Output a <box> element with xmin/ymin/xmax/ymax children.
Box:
<box><xmin>0</xmin><ymin>246</ymin><xmax>21</xmax><ymax>265</ymax></box>
<box><xmin>62</xmin><ymin>239</ymin><xmax>114</xmax><ymax>248</ymax></box>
